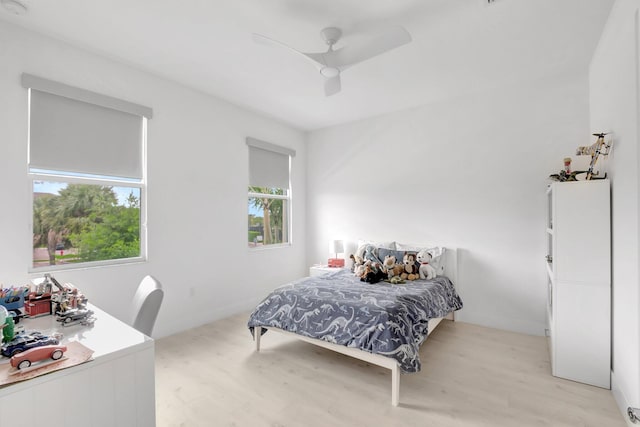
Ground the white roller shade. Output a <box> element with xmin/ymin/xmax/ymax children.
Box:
<box><xmin>247</xmin><ymin>137</ymin><xmax>294</xmax><ymax>190</ymax></box>
<box><xmin>23</xmin><ymin>74</ymin><xmax>152</xmax><ymax>180</ymax></box>
<box><xmin>29</xmin><ymin>90</ymin><xmax>143</xmax><ymax>179</ymax></box>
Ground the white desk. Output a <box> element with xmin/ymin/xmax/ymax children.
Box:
<box><xmin>0</xmin><ymin>304</ymin><xmax>155</xmax><ymax>427</ymax></box>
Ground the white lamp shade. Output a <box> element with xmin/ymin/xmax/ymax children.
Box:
<box><xmin>330</xmin><ymin>240</ymin><xmax>344</xmax><ymax>255</ymax></box>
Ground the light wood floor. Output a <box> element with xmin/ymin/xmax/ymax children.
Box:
<box><xmin>155</xmin><ymin>313</ymin><xmax>624</xmax><ymax>426</ymax></box>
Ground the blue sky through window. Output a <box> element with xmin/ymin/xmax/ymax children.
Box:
<box><xmin>34</xmin><ymin>181</ymin><xmax>140</xmax><ymax>206</ymax></box>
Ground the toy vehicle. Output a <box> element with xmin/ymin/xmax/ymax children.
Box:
<box><xmin>45</xmin><ymin>274</ymin><xmax>88</xmax><ymax>314</ymax></box>
<box><xmin>10</xmin><ymin>344</ymin><xmax>67</xmax><ymax>369</ymax></box>
<box><xmin>56</xmin><ymin>308</ymin><xmax>94</xmax><ymax>325</ymax></box>
<box><xmin>1</xmin><ymin>332</ymin><xmax>59</xmax><ymax>357</ymax></box>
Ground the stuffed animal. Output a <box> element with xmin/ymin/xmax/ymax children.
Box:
<box><xmin>382</xmin><ymin>255</ymin><xmax>404</xmax><ymax>279</ymax></box>
<box><xmin>417</xmin><ymin>249</ymin><xmax>437</xmax><ymax>280</ymax></box>
<box><xmin>360</xmin><ymin>261</ymin><xmax>372</xmax><ymax>279</ymax></box>
<box><xmin>360</xmin><ymin>260</ymin><xmax>387</xmax><ymax>284</ymax></box>
<box><xmin>363</xmin><ymin>245</ymin><xmax>380</xmax><ymax>264</ymax></box>
<box><xmin>388</xmin><ymin>276</ymin><xmax>405</xmax><ymax>285</ymax></box>
<box><xmin>350</xmin><ymin>254</ymin><xmax>365</xmax><ymax>276</ymax></box>
<box><xmin>401</xmin><ymin>252</ymin><xmax>419</xmax><ymax>281</ymax></box>
<box><xmin>382</xmin><ymin>255</ymin><xmax>395</xmax><ymax>276</ymax></box>
<box><xmin>354</xmin><ymin>257</ymin><xmax>369</xmax><ymax>278</ymax></box>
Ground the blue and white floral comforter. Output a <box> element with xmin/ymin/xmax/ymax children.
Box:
<box><xmin>247</xmin><ymin>269</ymin><xmax>463</xmax><ymax>373</ymax></box>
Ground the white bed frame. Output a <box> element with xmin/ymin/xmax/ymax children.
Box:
<box><xmin>253</xmin><ymin>248</ymin><xmax>458</xmax><ymax>407</ymax></box>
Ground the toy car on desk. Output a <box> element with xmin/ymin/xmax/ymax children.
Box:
<box><xmin>56</xmin><ymin>308</ymin><xmax>94</xmax><ymax>325</ymax></box>
<box><xmin>1</xmin><ymin>332</ymin><xmax>60</xmax><ymax>357</ymax></box>
<box><xmin>10</xmin><ymin>344</ymin><xmax>67</xmax><ymax>369</ymax></box>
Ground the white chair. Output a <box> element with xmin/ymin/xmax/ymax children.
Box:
<box><xmin>131</xmin><ymin>275</ymin><xmax>164</xmax><ymax>337</ymax></box>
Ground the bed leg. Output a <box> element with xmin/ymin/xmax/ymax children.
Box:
<box><xmin>391</xmin><ymin>364</ymin><xmax>400</xmax><ymax>407</ymax></box>
<box><xmin>254</xmin><ymin>327</ymin><xmax>261</xmax><ymax>352</ymax></box>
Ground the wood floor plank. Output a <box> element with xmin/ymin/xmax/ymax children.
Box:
<box><xmin>155</xmin><ymin>313</ymin><xmax>624</xmax><ymax>426</ymax></box>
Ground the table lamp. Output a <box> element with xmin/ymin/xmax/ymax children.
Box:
<box><xmin>328</xmin><ymin>239</ymin><xmax>345</xmax><ymax>268</ymax></box>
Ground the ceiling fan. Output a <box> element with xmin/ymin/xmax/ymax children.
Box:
<box><xmin>252</xmin><ymin>26</ymin><xmax>412</xmax><ymax>96</ymax></box>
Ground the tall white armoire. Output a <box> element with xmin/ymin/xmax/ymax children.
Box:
<box><xmin>546</xmin><ymin>179</ymin><xmax>611</xmax><ymax>388</ymax></box>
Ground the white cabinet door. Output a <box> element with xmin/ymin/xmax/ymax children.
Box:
<box><xmin>547</xmin><ymin>180</ymin><xmax>611</xmax><ymax>389</ymax></box>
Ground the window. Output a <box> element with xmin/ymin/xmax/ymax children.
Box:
<box><xmin>23</xmin><ymin>74</ymin><xmax>153</xmax><ymax>270</ymax></box>
<box><xmin>247</xmin><ymin>137</ymin><xmax>295</xmax><ymax>248</ymax></box>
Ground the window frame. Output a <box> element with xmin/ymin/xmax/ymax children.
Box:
<box><xmin>27</xmin><ymin>116</ymin><xmax>148</xmax><ymax>272</ymax></box>
<box><xmin>246</xmin><ymin>137</ymin><xmax>294</xmax><ymax>250</ymax></box>
<box><xmin>247</xmin><ymin>184</ymin><xmax>292</xmax><ymax>247</ymax></box>
<box><xmin>29</xmin><ymin>172</ymin><xmax>147</xmax><ymax>272</ymax></box>
<box><xmin>248</xmin><ymin>186</ymin><xmax>292</xmax><ymax>249</ymax></box>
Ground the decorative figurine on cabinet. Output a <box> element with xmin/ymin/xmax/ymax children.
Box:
<box><xmin>575</xmin><ymin>132</ymin><xmax>613</xmax><ymax>180</ymax></box>
<box><xmin>550</xmin><ymin>133</ymin><xmax>613</xmax><ymax>182</ymax></box>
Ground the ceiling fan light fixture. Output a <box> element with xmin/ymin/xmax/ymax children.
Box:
<box><xmin>253</xmin><ymin>25</ymin><xmax>412</xmax><ymax>96</ymax></box>
<box><xmin>1</xmin><ymin>0</ymin><xmax>28</xmax><ymax>15</ymax></box>
<box><xmin>320</xmin><ymin>27</ymin><xmax>342</xmax><ymax>46</ymax></box>
<box><xmin>320</xmin><ymin>67</ymin><xmax>340</xmax><ymax>78</ymax></box>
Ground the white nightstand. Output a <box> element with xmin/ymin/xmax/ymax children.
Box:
<box><xmin>309</xmin><ymin>265</ymin><xmax>344</xmax><ymax>277</ymax></box>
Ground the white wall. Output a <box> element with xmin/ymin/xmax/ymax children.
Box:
<box><xmin>306</xmin><ymin>72</ymin><xmax>591</xmax><ymax>336</ymax></box>
<box><xmin>590</xmin><ymin>0</ymin><xmax>640</xmax><ymax>422</ymax></box>
<box><xmin>0</xmin><ymin>21</ymin><xmax>307</xmax><ymax>338</ymax></box>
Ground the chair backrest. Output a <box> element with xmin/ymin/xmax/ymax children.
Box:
<box><xmin>131</xmin><ymin>275</ymin><xmax>164</xmax><ymax>337</ymax></box>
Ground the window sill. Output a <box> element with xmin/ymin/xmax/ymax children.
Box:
<box><xmin>28</xmin><ymin>256</ymin><xmax>147</xmax><ymax>274</ymax></box>
<box><xmin>248</xmin><ymin>243</ymin><xmax>292</xmax><ymax>252</ymax></box>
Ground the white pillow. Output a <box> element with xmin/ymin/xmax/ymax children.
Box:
<box><xmin>394</xmin><ymin>242</ymin><xmax>431</xmax><ymax>251</ymax></box>
<box><xmin>357</xmin><ymin>239</ymin><xmax>395</xmax><ymax>250</ymax></box>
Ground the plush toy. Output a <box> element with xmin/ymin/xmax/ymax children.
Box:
<box><xmin>355</xmin><ymin>258</ymin><xmax>369</xmax><ymax>278</ymax></box>
<box><xmin>363</xmin><ymin>245</ymin><xmax>380</xmax><ymax>264</ymax></box>
<box><xmin>360</xmin><ymin>260</ymin><xmax>387</xmax><ymax>284</ymax></box>
<box><xmin>392</xmin><ymin>263</ymin><xmax>404</xmax><ymax>278</ymax></box>
<box><xmin>382</xmin><ymin>255</ymin><xmax>395</xmax><ymax>276</ymax></box>
<box><xmin>388</xmin><ymin>276</ymin><xmax>405</xmax><ymax>285</ymax></box>
<box><xmin>401</xmin><ymin>252</ymin><xmax>420</xmax><ymax>281</ymax></box>
<box><xmin>350</xmin><ymin>253</ymin><xmax>365</xmax><ymax>276</ymax></box>
<box><xmin>382</xmin><ymin>255</ymin><xmax>404</xmax><ymax>279</ymax></box>
<box><xmin>417</xmin><ymin>249</ymin><xmax>437</xmax><ymax>280</ymax></box>
<box><xmin>354</xmin><ymin>265</ymin><xmax>366</xmax><ymax>277</ymax></box>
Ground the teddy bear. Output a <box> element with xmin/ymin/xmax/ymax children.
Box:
<box><xmin>382</xmin><ymin>255</ymin><xmax>396</xmax><ymax>276</ymax></box>
<box><xmin>401</xmin><ymin>252</ymin><xmax>419</xmax><ymax>281</ymax></box>
<box><xmin>417</xmin><ymin>249</ymin><xmax>437</xmax><ymax>280</ymax></box>
<box><xmin>382</xmin><ymin>255</ymin><xmax>404</xmax><ymax>279</ymax></box>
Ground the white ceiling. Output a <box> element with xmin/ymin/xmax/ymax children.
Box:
<box><xmin>0</xmin><ymin>0</ymin><xmax>615</xmax><ymax>131</ymax></box>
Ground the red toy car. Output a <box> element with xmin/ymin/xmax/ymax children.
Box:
<box><xmin>10</xmin><ymin>344</ymin><xmax>67</xmax><ymax>369</ymax></box>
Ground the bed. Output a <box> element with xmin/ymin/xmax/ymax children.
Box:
<box><xmin>247</xmin><ymin>244</ymin><xmax>463</xmax><ymax>406</ymax></box>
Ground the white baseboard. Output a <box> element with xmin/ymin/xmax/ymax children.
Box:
<box><xmin>612</xmin><ymin>371</ymin><xmax>637</xmax><ymax>426</ymax></box>
<box><xmin>155</xmin><ymin>296</ymin><xmax>258</xmax><ymax>338</ymax></box>
<box><xmin>455</xmin><ymin>309</ymin><xmax>546</xmax><ymax>336</ymax></box>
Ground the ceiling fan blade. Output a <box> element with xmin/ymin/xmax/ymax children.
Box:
<box><xmin>252</xmin><ymin>33</ymin><xmax>325</xmax><ymax>70</ymax></box>
<box><xmin>325</xmin><ymin>26</ymin><xmax>412</xmax><ymax>70</ymax></box>
<box><xmin>324</xmin><ymin>75</ymin><xmax>341</xmax><ymax>96</ymax></box>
